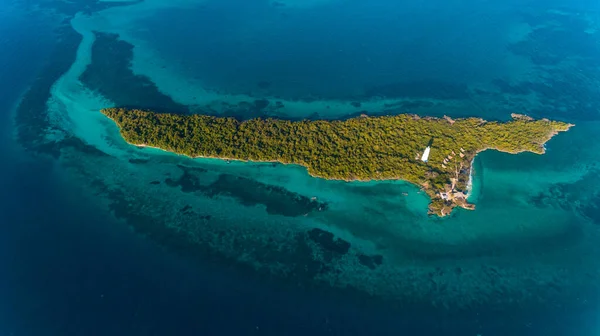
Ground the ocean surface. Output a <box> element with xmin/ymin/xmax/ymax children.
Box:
<box><xmin>2</xmin><ymin>0</ymin><xmax>600</xmax><ymax>335</ymax></box>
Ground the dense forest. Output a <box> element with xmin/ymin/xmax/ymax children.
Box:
<box><xmin>101</xmin><ymin>108</ymin><xmax>572</xmax><ymax>216</ymax></box>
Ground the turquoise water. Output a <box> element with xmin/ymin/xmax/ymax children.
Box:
<box><xmin>4</xmin><ymin>0</ymin><xmax>600</xmax><ymax>334</ymax></box>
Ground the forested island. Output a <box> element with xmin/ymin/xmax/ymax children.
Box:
<box><xmin>101</xmin><ymin>108</ymin><xmax>572</xmax><ymax>216</ymax></box>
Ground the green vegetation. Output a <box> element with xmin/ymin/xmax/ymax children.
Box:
<box><xmin>101</xmin><ymin>108</ymin><xmax>572</xmax><ymax>216</ymax></box>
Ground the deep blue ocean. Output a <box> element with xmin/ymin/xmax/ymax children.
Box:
<box><xmin>2</xmin><ymin>0</ymin><xmax>600</xmax><ymax>335</ymax></box>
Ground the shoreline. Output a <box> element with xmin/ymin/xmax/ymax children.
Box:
<box><xmin>132</xmin><ymin>143</ymin><xmax>428</xmax><ymax>184</ymax></box>
<box><xmin>466</xmin><ymin>158</ymin><xmax>474</xmax><ymax>200</ymax></box>
<box><xmin>103</xmin><ymin>110</ymin><xmax>573</xmax><ymax>217</ymax></box>
<box><xmin>103</xmin><ymin>114</ymin><xmax>424</xmax><ymax>184</ymax></box>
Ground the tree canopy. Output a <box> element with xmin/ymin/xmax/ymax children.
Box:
<box><xmin>101</xmin><ymin>108</ymin><xmax>572</xmax><ymax>216</ymax></box>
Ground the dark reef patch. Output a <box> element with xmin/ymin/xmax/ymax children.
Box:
<box><xmin>164</xmin><ymin>165</ymin><xmax>207</xmax><ymax>193</ymax></box>
<box><xmin>13</xmin><ymin>19</ymin><xmax>110</xmax><ymax>159</ymax></box>
<box><xmin>96</xmin><ymin>180</ymin><xmax>358</xmax><ymax>296</ymax></box>
<box><xmin>509</xmin><ymin>11</ymin><xmax>599</xmax><ymax>66</ymax></box>
<box><xmin>529</xmin><ymin>169</ymin><xmax>600</xmax><ymax>225</ymax></box>
<box><xmin>254</xmin><ymin>99</ymin><xmax>270</xmax><ymax>110</ymax></box>
<box><xmin>35</xmin><ymin>135</ymin><xmax>109</xmax><ymax>159</ymax></box>
<box><xmin>178</xmin><ymin>204</ymin><xmax>212</xmax><ymax>220</ymax></box>
<box><xmin>79</xmin><ymin>32</ymin><xmax>189</xmax><ymax>114</ymax></box>
<box><xmin>15</xmin><ymin>24</ymin><xmax>82</xmax><ymax>152</ymax></box>
<box><xmin>162</xmin><ymin>165</ymin><xmax>327</xmax><ymax>217</ymax></box>
<box><xmin>492</xmin><ymin>76</ymin><xmax>600</xmax><ymax>122</ymax></box>
<box><xmin>358</xmin><ymin>254</ymin><xmax>384</xmax><ymax>270</ymax></box>
<box><xmin>491</xmin><ymin>79</ymin><xmax>533</xmax><ymax>96</ymax></box>
<box><xmin>580</xmin><ymin>194</ymin><xmax>600</xmax><ymax>225</ymax></box>
<box><xmin>204</xmin><ymin>174</ymin><xmax>327</xmax><ymax>217</ymax></box>
<box><xmin>503</xmin><ymin>10</ymin><xmax>600</xmax><ymax>121</ymax></box>
<box><xmin>307</xmin><ymin>228</ymin><xmax>351</xmax><ymax>255</ymax></box>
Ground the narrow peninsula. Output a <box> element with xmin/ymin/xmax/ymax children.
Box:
<box><xmin>101</xmin><ymin>108</ymin><xmax>572</xmax><ymax>216</ymax></box>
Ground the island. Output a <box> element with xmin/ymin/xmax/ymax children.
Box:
<box><xmin>101</xmin><ymin>108</ymin><xmax>573</xmax><ymax>216</ymax></box>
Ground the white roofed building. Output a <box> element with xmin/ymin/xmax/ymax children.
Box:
<box><xmin>421</xmin><ymin>146</ymin><xmax>431</xmax><ymax>162</ymax></box>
